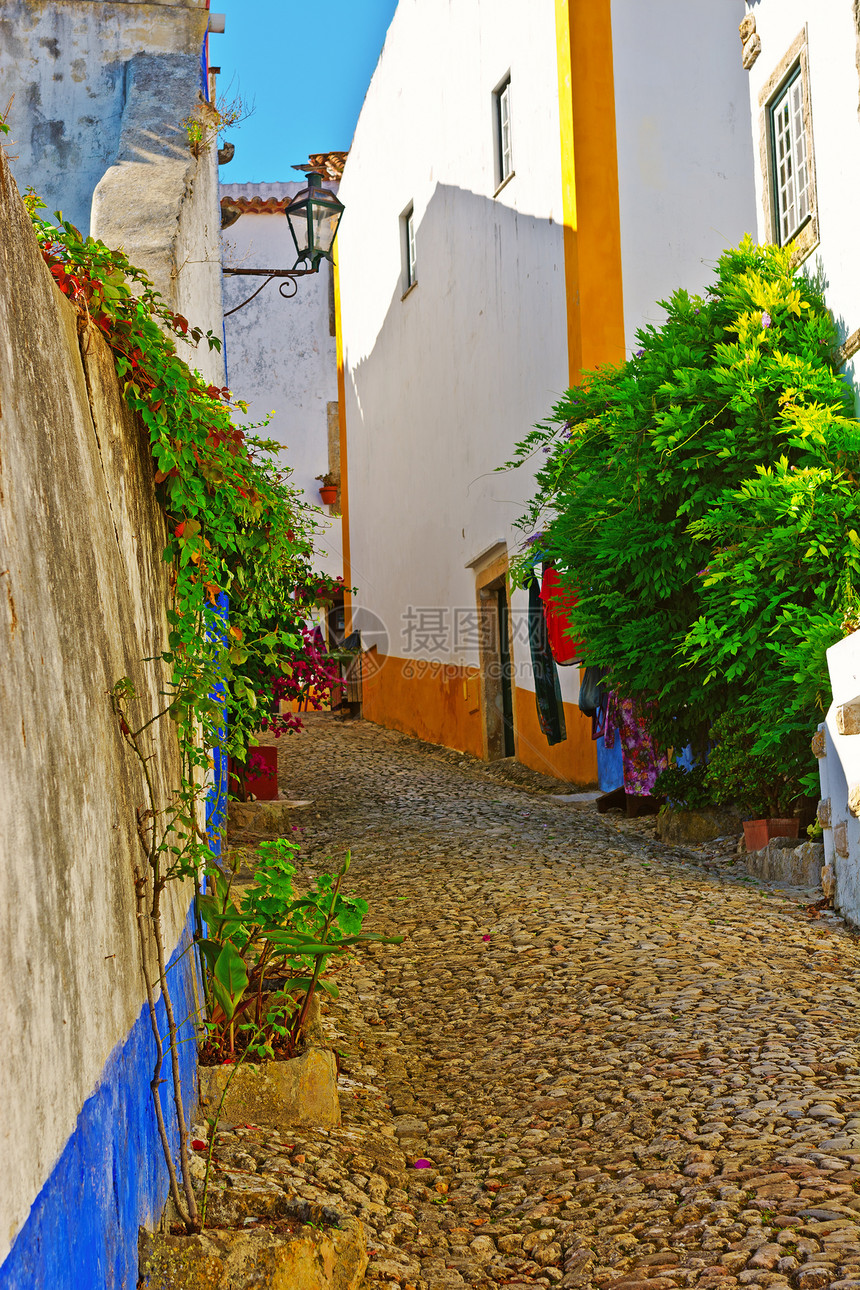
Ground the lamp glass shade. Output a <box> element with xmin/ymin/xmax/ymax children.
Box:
<box><xmin>286</xmin><ymin>173</ymin><xmax>344</xmax><ymax>267</ymax></box>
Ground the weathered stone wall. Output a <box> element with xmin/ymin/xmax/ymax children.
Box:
<box><xmin>0</xmin><ymin>0</ymin><xmax>225</xmax><ymax>384</ymax></box>
<box><xmin>0</xmin><ymin>148</ymin><xmax>196</xmax><ymax>1277</ymax></box>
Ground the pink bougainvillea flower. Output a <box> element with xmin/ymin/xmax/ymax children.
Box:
<box><xmin>482</xmin><ymin>935</ymin><xmax>491</xmax><ymax>942</ymax></box>
<box><xmin>413</xmin><ymin>1159</ymin><xmax>432</xmax><ymax>1169</ymax></box>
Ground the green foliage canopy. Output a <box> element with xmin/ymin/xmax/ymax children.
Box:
<box><xmin>503</xmin><ymin>237</ymin><xmax>860</xmax><ymax>790</ymax></box>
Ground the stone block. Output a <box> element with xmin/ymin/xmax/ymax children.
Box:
<box><xmin>203</xmin><ymin>1179</ymin><xmax>288</xmax><ymax>1228</ymax></box>
<box><xmin>745</xmin><ymin>840</ymin><xmax>824</xmax><ymax>887</ymax></box>
<box><xmin>739</xmin><ymin>14</ymin><xmax>756</xmax><ymax>42</ymax></box>
<box><xmin>655</xmin><ymin>807</ymin><xmax>742</xmax><ymax>845</ymax></box>
<box><xmin>742</xmin><ymin>33</ymin><xmax>761</xmax><ymax>70</ymax></box>
<box><xmin>227</xmin><ymin>799</ymin><xmax>313</xmax><ymax>833</ymax></box>
<box><xmin>138</xmin><ymin>1214</ymin><xmax>367</xmax><ymax>1289</ymax></box>
<box><xmin>838</xmin><ymin>699</ymin><xmax>860</xmax><ymax>735</ymax></box>
<box><xmin>849</xmin><ymin>783</ymin><xmax>860</xmax><ymax>818</ymax></box>
<box><xmin>199</xmin><ymin>1049</ymin><xmax>341</xmax><ymax>1130</ymax></box>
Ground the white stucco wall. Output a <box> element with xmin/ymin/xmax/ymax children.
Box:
<box><xmin>742</xmin><ymin>1</ymin><xmax>860</xmax><ymax>392</ymax></box>
<box><xmin>220</xmin><ymin>185</ymin><xmax>343</xmax><ymax>580</ymax></box>
<box><xmin>1</xmin><ymin>0</ymin><xmax>208</xmax><ymax>235</ymax></box>
<box><xmin>1</xmin><ymin>1</ymin><xmax>225</xmax><ymax>386</ymax></box>
<box><xmin>0</xmin><ymin>154</ymin><xmax>192</xmax><ymax>1263</ymax></box>
<box><xmin>612</xmin><ymin>0</ymin><xmax>757</xmax><ymax>351</ymax></box>
<box><xmin>337</xmin><ymin>0</ymin><xmax>567</xmax><ymax>689</ymax></box>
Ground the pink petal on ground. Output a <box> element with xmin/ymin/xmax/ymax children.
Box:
<box><xmin>482</xmin><ymin>935</ymin><xmax>491</xmax><ymax>942</ymax></box>
<box><xmin>413</xmin><ymin>1159</ymin><xmax>432</xmax><ymax>1169</ymax></box>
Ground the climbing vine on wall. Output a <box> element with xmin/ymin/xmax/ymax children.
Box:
<box><xmin>27</xmin><ymin>193</ymin><xmax>337</xmax><ymax>851</ymax></box>
<box><xmin>27</xmin><ymin>194</ymin><xmax>347</xmax><ymax>1230</ymax></box>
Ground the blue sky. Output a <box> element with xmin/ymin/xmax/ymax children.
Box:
<box><xmin>211</xmin><ymin>0</ymin><xmax>398</xmax><ymax>184</ymax></box>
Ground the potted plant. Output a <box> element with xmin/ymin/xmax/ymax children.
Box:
<box><xmin>196</xmin><ymin>841</ymin><xmax>402</xmax><ymax>1130</ymax></box>
<box><xmin>316</xmin><ymin>472</ymin><xmax>338</xmax><ymax>505</ymax></box>
<box><xmin>705</xmin><ymin>712</ymin><xmax>801</xmax><ymax>850</ymax></box>
<box><xmin>228</xmin><ymin>743</ymin><xmax>278</xmax><ymax>801</ymax></box>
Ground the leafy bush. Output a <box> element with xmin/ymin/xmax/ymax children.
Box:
<box><xmin>704</xmin><ymin>712</ymin><xmax>803</xmax><ymax>818</ymax></box>
<box><xmin>654</xmin><ymin>763</ymin><xmax>711</xmax><ymax>809</ymax></box>
<box><xmin>503</xmin><ymin>237</ymin><xmax>858</xmax><ymax>796</ymax></box>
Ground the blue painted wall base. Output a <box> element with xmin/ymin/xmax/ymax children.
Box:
<box><xmin>0</xmin><ymin>905</ymin><xmax>199</xmax><ymax>1290</ymax></box>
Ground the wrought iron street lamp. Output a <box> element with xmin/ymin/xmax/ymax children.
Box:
<box><xmin>222</xmin><ymin>172</ymin><xmax>345</xmax><ymax>313</ymax></box>
<box><xmin>285</xmin><ymin>171</ymin><xmax>344</xmax><ymax>270</ymax></box>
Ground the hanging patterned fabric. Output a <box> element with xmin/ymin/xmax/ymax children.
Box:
<box><xmin>525</xmin><ymin>568</ymin><xmax>567</xmax><ymax>746</ymax></box>
<box><xmin>602</xmin><ymin>692</ymin><xmax>667</xmax><ymax>796</ymax></box>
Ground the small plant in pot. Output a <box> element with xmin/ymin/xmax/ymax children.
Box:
<box><xmin>316</xmin><ymin>472</ymin><xmax>338</xmax><ymax>505</ymax></box>
<box><xmin>196</xmin><ymin>838</ymin><xmax>402</xmax><ymax>1064</ymax></box>
<box><xmin>704</xmin><ymin>711</ymin><xmax>801</xmax><ymax>851</ymax></box>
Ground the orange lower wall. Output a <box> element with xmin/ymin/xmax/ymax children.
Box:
<box><xmin>361</xmin><ymin>653</ymin><xmax>484</xmax><ymax>757</ymax></box>
<box><xmin>514</xmin><ymin>686</ymin><xmax>597</xmax><ymax>786</ymax></box>
<box><xmin>360</xmin><ymin>653</ymin><xmax>598</xmax><ymax>785</ymax></box>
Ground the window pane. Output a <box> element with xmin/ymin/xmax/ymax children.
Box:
<box><xmin>406</xmin><ymin>209</ymin><xmax>416</xmax><ymax>287</ymax></box>
<box><xmin>496</xmin><ymin>79</ymin><xmax>512</xmax><ymax>185</ymax></box>
<box><xmin>771</xmin><ymin>70</ymin><xmax>810</xmax><ymax>245</ymax></box>
<box><xmin>790</xmin><ymin>78</ymin><xmax>810</xmax><ymax>223</ymax></box>
<box><xmin>500</xmin><ymin>83</ymin><xmax>512</xmax><ymax>180</ymax></box>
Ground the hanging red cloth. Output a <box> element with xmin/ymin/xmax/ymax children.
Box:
<box><xmin>540</xmin><ymin>567</ymin><xmax>581</xmax><ymax>665</ymax></box>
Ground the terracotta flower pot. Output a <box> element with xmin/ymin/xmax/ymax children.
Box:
<box><xmin>319</xmin><ymin>484</ymin><xmax>338</xmax><ymax>505</ymax></box>
<box><xmin>743</xmin><ymin>816</ymin><xmax>799</xmax><ymax>852</ymax></box>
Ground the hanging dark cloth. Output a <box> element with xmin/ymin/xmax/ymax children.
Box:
<box><xmin>526</xmin><ymin>568</ymin><xmax>567</xmax><ymax>746</ymax></box>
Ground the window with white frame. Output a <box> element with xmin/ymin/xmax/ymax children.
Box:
<box><xmin>770</xmin><ymin>68</ymin><xmax>811</xmax><ymax>245</ymax></box>
<box><xmin>757</xmin><ymin>29</ymin><xmax>817</xmax><ymax>259</ymax></box>
<box><xmin>402</xmin><ymin>203</ymin><xmax>416</xmax><ymax>292</ymax></box>
<box><xmin>494</xmin><ymin>75</ymin><xmax>513</xmax><ymax>187</ymax></box>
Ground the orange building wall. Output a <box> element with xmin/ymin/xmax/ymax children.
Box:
<box><xmin>360</xmin><ymin>652</ymin><xmax>598</xmax><ymax>785</ymax></box>
<box><xmin>361</xmin><ymin>653</ymin><xmax>484</xmax><ymax>758</ymax></box>
<box><xmin>514</xmin><ymin>687</ymin><xmax>598</xmax><ymax>785</ymax></box>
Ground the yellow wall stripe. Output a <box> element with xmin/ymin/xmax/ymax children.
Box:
<box><xmin>555</xmin><ymin>0</ymin><xmax>626</xmax><ymax>380</ymax></box>
<box><xmin>332</xmin><ymin>250</ymin><xmax>353</xmax><ymax>633</ymax></box>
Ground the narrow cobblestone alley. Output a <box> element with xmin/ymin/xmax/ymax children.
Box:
<box><xmin>220</xmin><ymin>715</ymin><xmax>860</xmax><ymax>1290</ymax></box>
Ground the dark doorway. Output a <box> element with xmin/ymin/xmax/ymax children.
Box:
<box><xmin>496</xmin><ymin>587</ymin><xmax>515</xmax><ymax>757</ymax></box>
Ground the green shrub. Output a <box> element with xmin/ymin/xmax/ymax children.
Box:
<box><xmin>654</xmin><ymin>763</ymin><xmax>711</xmax><ymax>809</ymax></box>
<box><xmin>503</xmin><ymin>236</ymin><xmax>858</xmax><ymax>796</ymax></box>
<box><xmin>704</xmin><ymin>712</ymin><xmax>804</xmax><ymax>818</ymax></box>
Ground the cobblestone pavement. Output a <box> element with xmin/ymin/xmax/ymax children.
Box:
<box><xmin>211</xmin><ymin>714</ymin><xmax>860</xmax><ymax>1290</ymax></box>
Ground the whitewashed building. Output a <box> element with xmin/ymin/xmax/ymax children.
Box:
<box><xmin>220</xmin><ymin>161</ymin><xmax>345</xmax><ymax>584</ymax></box>
<box><xmin>739</xmin><ymin>2</ymin><xmax>860</xmax><ymax>380</ymax></box>
<box><xmin>335</xmin><ymin>0</ymin><xmax>757</xmax><ymax>783</ymax></box>
<box><xmin>740</xmin><ymin>2</ymin><xmax>860</xmax><ymax>923</ymax></box>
